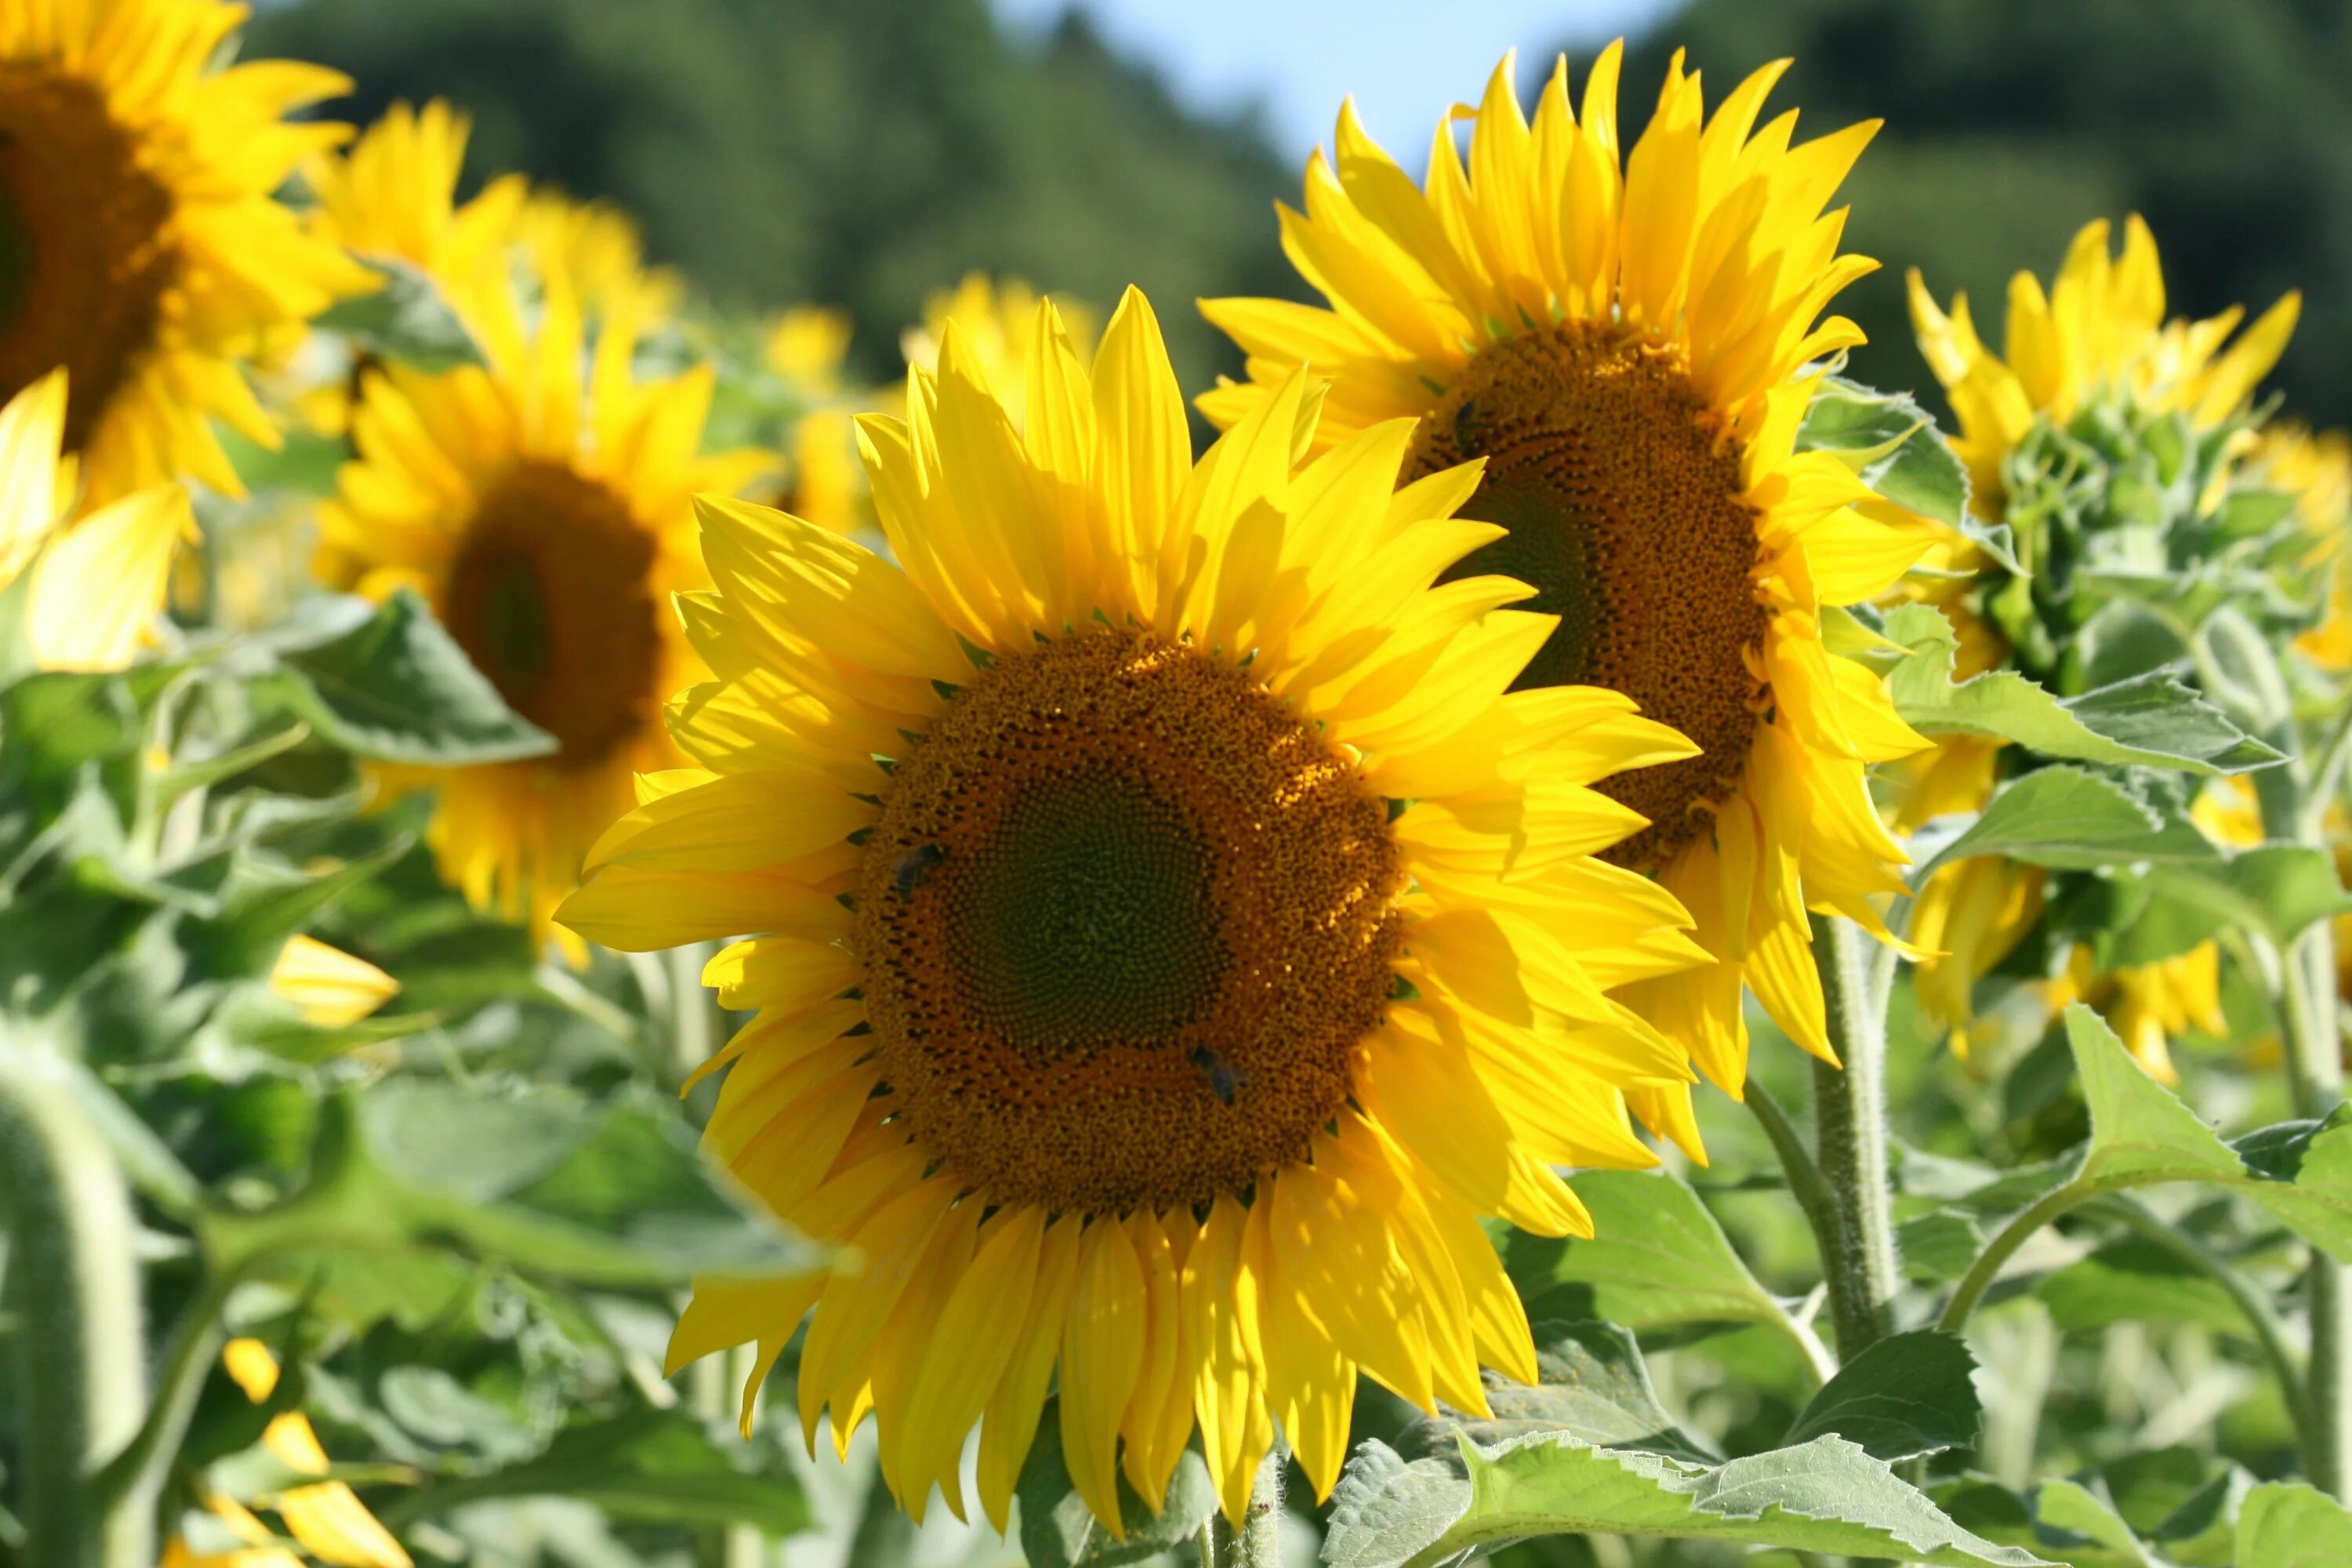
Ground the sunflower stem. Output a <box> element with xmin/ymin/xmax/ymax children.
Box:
<box><xmin>1236</xmin><ymin>1443</ymin><xmax>1286</xmax><ymax>1566</ymax></box>
<box><xmin>1806</xmin><ymin>913</ymin><xmax>1902</xmax><ymax>1361</ymax></box>
<box><xmin>0</xmin><ymin>1047</ymin><xmax>152</xmax><ymax>1568</ymax></box>
<box><xmin>2256</xmin><ymin>753</ymin><xmax>2350</xmax><ymax>1497</ymax></box>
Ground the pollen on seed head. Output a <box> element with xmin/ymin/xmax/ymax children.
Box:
<box><xmin>856</xmin><ymin>625</ymin><xmax>1404</xmax><ymax>1216</ymax></box>
<box><xmin>1409</xmin><ymin>321</ymin><xmax>1770</xmax><ymax>871</ymax></box>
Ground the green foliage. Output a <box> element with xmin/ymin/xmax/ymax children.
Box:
<box><xmin>1782</xmin><ymin>1330</ymin><xmax>1983</xmax><ymax>1462</ymax></box>
<box><xmin>1325</xmin><ymin>1431</ymin><xmax>2049</xmax><ymax>1568</ymax></box>
<box><xmin>1014</xmin><ymin>1405</ymin><xmax>1219</xmax><ymax>1567</ymax></box>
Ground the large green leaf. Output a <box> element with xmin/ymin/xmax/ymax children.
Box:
<box><xmin>1947</xmin><ymin>1008</ymin><xmax>2352</xmax><ymax>1291</ymax></box>
<box><xmin>201</xmin><ymin>1084</ymin><xmax>822</xmax><ymax>1298</ymax></box>
<box><xmin>1399</xmin><ymin>1320</ymin><xmax>1714</xmax><ymax>1465</ymax></box>
<box><xmin>1014</xmin><ymin>1399</ymin><xmax>1218</xmax><ymax>1567</ymax></box>
<box><xmin>373</xmin><ymin>1410</ymin><xmax>805</xmax><ymax>1534</ymax></box>
<box><xmin>263</xmin><ymin>590</ymin><xmax>554</xmax><ymax>765</ymax></box>
<box><xmin>2114</xmin><ymin>847</ymin><xmax>2352</xmax><ymax>962</ymax></box>
<box><xmin>2234</xmin><ymin>1482</ymin><xmax>2352</xmax><ymax>1567</ymax></box>
<box><xmin>1320</xmin><ymin>1433</ymin><xmax>2053</xmax><ymax>1568</ymax></box>
<box><xmin>1915</xmin><ymin>767</ymin><xmax>2220</xmax><ymax>881</ymax></box>
<box><xmin>1781</xmin><ymin>1330</ymin><xmax>1982</xmax><ymax>1463</ymax></box>
<box><xmin>1507</xmin><ymin>1170</ymin><xmax>1794</xmax><ymax>1338</ymax></box>
<box><xmin>1879</xmin><ymin>605</ymin><xmax>2274</xmax><ymax>775</ymax></box>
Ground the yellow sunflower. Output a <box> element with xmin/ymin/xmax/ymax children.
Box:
<box><xmin>267</xmin><ymin>934</ymin><xmax>398</xmax><ymax>1028</ymax></box>
<box><xmin>763</xmin><ymin>303</ymin><xmax>867</xmax><ymax>535</ymax></box>
<box><xmin>1904</xmin><ymin>218</ymin><xmax>2300</xmax><ymax>1060</ymax></box>
<box><xmin>902</xmin><ymin>272</ymin><xmax>1098</xmax><ymax>431</ymax></box>
<box><xmin>559</xmin><ymin>289</ymin><xmax>1707</xmax><ymax>1530</ymax></box>
<box><xmin>0</xmin><ymin>368</ymin><xmax>191</xmax><ymax>670</ymax></box>
<box><xmin>163</xmin><ymin>1339</ymin><xmax>410</xmax><ymax>1568</ymax></box>
<box><xmin>317</xmin><ymin>262</ymin><xmax>764</xmax><ymax>948</ymax></box>
<box><xmin>1200</xmin><ymin>44</ymin><xmax>1930</xmax><ymax>1143</ymax></box>
<box><xmin>303</xmin><ymin>100</ymin><xmax>525</xmax><ymax>345</ymax></box>
<box><xmin>2252</xmin><ymin>423</ymin><xmax>2352</xmax><ymax>670</ymax></box>
<box><xmin>0</xmin><ymin>0</ymin><xmax>374</xmax><ymax>501</ymax></box>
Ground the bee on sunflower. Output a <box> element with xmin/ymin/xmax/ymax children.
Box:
<box><xmin>1904</xmin><ymin>216</ymin><xmax>2305</xmax><ymax>1076</ymax></box>
<box><xmin>0</xmin><ymin>0</ymin><xmax>375</xmax><ymax>502</ymax></box>
<box><xmin>310</xmin><ymin>111</ymin><xmax>767</xmax><ymax>952</ymax></box>
<box><xmin>1200</xmin><ymin>44</ymin><xmax>1935</xmax><ymax>1147</ymax></box>
<box><xmin>561</xmin><ymin>288</ymin><xmax>1709</xmax><ymax>1530</ymax></box>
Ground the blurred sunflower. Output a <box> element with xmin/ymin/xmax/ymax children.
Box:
<box><xmin>1905</xmin><ymin>218</ymin><xmax>2301</xmax><ymax>1071</ymax></box>
<box><xmin>317</xmin><ymin>257</ymin><xmax>764</xmax><ymax>949</ymax></box>
<box><xmin>0</xmin><ymin>0</ymin><xmax>373</xmax><ymax>500</ymax></box>
<box><xmin>0</xmin><ymin>368</ymin><xmax>190</xmax><ymax>670</ymax></box>
<box><xmin>1200</xmin><ymin>45</ymin><xmax>1929</xmax><ymax>1145</ymax></box>
<box><xmin>561</xmin><ymin>289</ymin><xmax>1704</xmax><ymax>1530</ymax></box>
<box><xmin>902</xmin><ymin>272</ymin><xmax>1098</xmax><ymax>430</ymax></box>
<box><xmin>162</xmin><ymin>1340</ymin><xmax>408</xmax><ymax>1568</ymax></box>
<box><xmin>2255</xmin><ymin>423</ymin><xmax>2352</xmax><ymax>670</ymax></box>
<box><xmin>763</xmin><ymin>303</ymin><xmax>866</xmax><ymax>535</ymax></box>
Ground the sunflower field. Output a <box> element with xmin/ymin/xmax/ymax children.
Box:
<box><xmin>4</xmin><ymin>2</ymin><xmax>2352</xmax><ymax>1566</ymax></box>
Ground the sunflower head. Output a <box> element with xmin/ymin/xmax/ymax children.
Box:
<box><xmin>1900</xmin><ymin>221</ymin><xmax>2310</xmax><ymax>1058</ymax></box>
<box><xmin>561</xmin><ymin>286</ymin><xmax>1711</xmax><ymax>1532</ymax></box>
<box><xmin>317</xmin><ymin>253</ymin><xmax>764</xmax><ymax>949</ymax></box>
<box><xmin>1201</xmin><ymin>45</ymin><xmax>1931</xmax><ymax>1107</ymax></box>
<box><xmin>0</xmin><ymin>0</ymin><xmax>376</xmax><ymax>500</ymax></box>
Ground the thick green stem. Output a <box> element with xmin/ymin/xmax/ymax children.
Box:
<box><xmin>89</xmin><ymin>1272</ymin><xmax>235</xmax><ymax>1537</ymax></box>
<box><xmin>0</xmin><ymin>1051</ymin><xmax>152</xmax><ymax>1568</ymax></box>
<box><xmin>2258</xmin><ymin>752</ymin><xmax>2350</xmax><ymax>1498</ymax></box>
<box><xmin>1807</xmin><ymin>914</ymin><xmax>1903</xmax><ymax>1360</ymax></box>
<box><xmin>1236</xmin><ymin>1444</ymin><xmax>1285</xmax><ymax>1567</ymax></box>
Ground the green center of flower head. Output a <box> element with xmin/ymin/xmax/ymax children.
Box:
<box><xmin>444</xmin><ymin>459</ymin><xmax>660</xmax><ymax>769</ymax></box>
<box><xmin>0</xmin><ymin>64</ymin><xmax>176</xmax><ymax>452</ymax></box>
<box><xmin>856</xmin><ymin>624</ymin><xmax>1405</xmax><ymax>1215</ymax></box>
<box><xmin>1406</xmin><ymin>320</ymin><xmax>1770</xmax><ymax>871</ymax></box>
<box><xmin>952</xmin><ymin>766</ymin><xmax>1226</xmax><ymax>1043</ymax></box>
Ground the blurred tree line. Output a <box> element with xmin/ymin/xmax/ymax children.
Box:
<box><xmin>256</xmin><ymin>0</ymin><xmax>2352</xmax><ymax>427</ymax></box>
<box><xmin>250</xmin><ymin>0</ymin><xmax>1305</xmax><ymax>391</ymax></box>
<box><xmin>1608</xmin><ymin>0</ymin><xmax>2352</xmax><ymax>426</ymax></box>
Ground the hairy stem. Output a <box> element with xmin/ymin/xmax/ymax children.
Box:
<box><xmin>0</xmin><ymin>1050</ymin><xmax>151</xmax><ymax>1568</ymax></box>
<box><xmin>1236</xmin><ymin>1444</ymin><xmax>1285</xmax><ymax>1567</ymax></box>
<box><xmin>1808</xmin><ymin>914</ymin><xmax>1903</xmax><ymax>1360</ymax></box>
<box><xmin>2257</xmin><ymin>746</ymin><xmax>2350</xmax><ymax>1497</ymax></box>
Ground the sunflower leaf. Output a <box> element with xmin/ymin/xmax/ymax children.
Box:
<box><xmin>2114</xmin><ymin>844</ymin><xmax>2352</xmax><ymax>963</ymax></box>
<box><xmin>2235</xmin><ymin>1482</ymin><xmax>2352</xmax><ymax>1567</ymax></box>
<box><xmin>1781</xmin><ymin>1329</ymin><xmax>1982</xmax><ymax>1462</ymax></box>
<box><xmin>1506</xmin><ymin>1170</ymin><xmax>1791</xmax><ymax>1339</ymax></box>
<box><xmin>1798</xmin><ymin>376</ymin><xmax>1973</xmax><ymax>534</ymax></box>
<box><xmin>368</xmin><ymin>1409</ymin><xmax>807</xmax><ymax>1534</ymax></box>
<box><xmin>1911</xmin><ymin>766</ymin><xmax>2220</xmax><ymax>882</ymax></box>
<box><xmin>1322</xmin><ymin>1432</ymin><xmax>2053</xmax><ymax>1568</ymax></box>
<box><xmin>1881</xmin><ymin>604</ymin><xmax>2278</xmax><ymax>776</ymax></box>
<box><xmin>261</xmin><ymin>588</ymin><xmax>556</xmax><ymax>765</ymax></box>
<box><xmin>1398</xmin><ymin>1320</ymin><xmax>1715</xmax><ymax>1465</ymax></box>
<box><xmin>1014</xmin><ymin>1403</ymin><xmax>1218</xmax><ymax>1566</ymax></box>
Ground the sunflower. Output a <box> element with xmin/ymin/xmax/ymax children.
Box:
<box><xmin>902</xmin><ymin>272</ymin><xmax>1098</xmax><ymax>431</ymax></box>
<box><xmin>0</xmin><ymin>0</ymin><xmax>374</xmax><ymax>502</ymax></box>
<box><xmin>763</xmin><ymin>304</ymin><xmax>867</xmax><ymax>535</ymax></box>
<box><xmin>559</xmin><ymin>289</ymin><xmax>1707</xmax><ymax>1530</ymax></box>
<box><xmin>0</xmin><ymin>368</ymin><xmax>191</xmax><ymax>670</ymax></box>
<box><xmin>1199</xmin><ymin>45</ymin><xmax>1929</xmax><ymax>1140</ymax></box>
<box><xmin>162</xmin><ymin>1339</ymin><xmax>409</xmax><ymax>1568</ymax></box>
<box><xmin>1904</xmin><ymin>217</ymin><xmax>2300</xmax><ymax>1059</ymax></box>
<box><xmin>2252</xmin><ymin>423</ymin><xmax>2352</xmax><ymax>670</ymax></box>
<box><xmin>316</xmin><ymin>256</ymin><xmax>765</xmax><ymax>949</ymax></box>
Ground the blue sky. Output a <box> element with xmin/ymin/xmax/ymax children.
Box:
<box><xmin>994</xmin><ymin>0</ymin><xmax>1681</xmax><ymax>165</ymax></box>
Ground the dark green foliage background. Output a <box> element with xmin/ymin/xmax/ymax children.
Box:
<box><xmin>253</xmin><ymin>0</ymin><xmax>2352</xmax><ymax>426</ymax></box>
